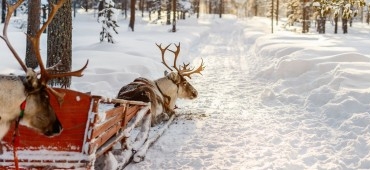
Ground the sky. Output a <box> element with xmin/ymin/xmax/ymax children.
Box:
<box><xmin>1</xmin><ymin>7</ymin><xmax>370</xmax><ymax>170</ymax></box>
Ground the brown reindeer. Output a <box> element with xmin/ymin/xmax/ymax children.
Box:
<box><xmin>0</xmin><ymin>0</ymin><xmax>88</xmax><ymax>140</ymax></box>
<box><xmin>116</xmin><ymin>43</ymin><xmax>204</xmax><ymax>126</ymax></box>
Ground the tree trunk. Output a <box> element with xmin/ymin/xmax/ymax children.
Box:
<box><xmin>317</xmin><ymin>17</ymin><xmax>325</xmax><ymax>34</ymax></box>
<box><xmin>196</xmin><ymin>0</ymin><xmax>199</xmax><ymax>18</ymax></box>
<box><xmin>219</xmin><ymin>0</ymin><xmax>222</xmax><ymax>18</ymax></box>
<box><xmin>1</xmin><ymin>0</ymin><xmax>5</xmax><ymax>23</ymax></box>
<box><xmin>276</xmin><ymin>0</ymin><xmax>279</xmax><ymax>25</ymax></box>
<box><xmin>25</xmin><ymin>0</ymin><xmax>41</xmax><ymax>69</ymax></box>
<box><xmin>140</xmin><ymin>0</ymin><xmax>144</xmax><ymax>17</ymax></box>
<box><xmin>208</xmin><ymin>1</ymin><xmax>211</xmax><ymax>14</ymax></box>
<box><xmin>166</xmin><ymin>0</ymin><xmax>171</xmax><ymax>25</ymax></box>
<box><xmin>171</xmin><ymin>0</ymin><xmax>176</xmax><ymax>32</ymax></box>
<box><xmin>123</xmin><ymin>0</ymin><xmax>127</xmax><ymax>19</ymax></box>
<box><xmin>334</xmin><ymin>16</ymin><xmax>338</xmax><ymax>34</ymax></box>
<box><xmin>129</xmin><ymin>0</ymin><xmax>136</xmax><ymax>31</ymax></box>
<box><xmin>85</xmin><ymin>0</ymin><xmax>89</xmax><ymax>12</ymax></box>
<box><xmin>47</xmin><ymin>0</ymin><xmax>72</xmax><ymax>88</ymax></box>
<box><xmin>342</xmin><ymin>18</ymin><xmax>348</xmax><ymax>34</ymax></box>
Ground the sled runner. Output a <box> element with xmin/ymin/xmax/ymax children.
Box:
<box><xmin>0</xmin><ymin>88</ymin><xmax>151</xmax><ymax>169</ymax></box>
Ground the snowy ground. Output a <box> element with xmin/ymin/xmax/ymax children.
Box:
<box><xmin>124</xmin><ymin>18</ymin><xmax>370</xmax><ymax>169</ymax></box>
<box><xmin>2</xmin><ymin>9</ymin><xmax>370</xmax><ymax>170</ymax></box>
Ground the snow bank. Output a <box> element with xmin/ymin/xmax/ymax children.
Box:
<box><xmin>250</xmin><ymin>28</ymin><xmax>370</xmax><ymax>168</ymax></box>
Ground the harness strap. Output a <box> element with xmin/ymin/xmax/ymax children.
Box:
<box><xmin>155</xmin><ymin>81</ymin><xmax>172</xmax><ymax>106</ymax></box>
<box><xmin>12</xmin><ymin>99</ymin><xmax>26</xmax><ymax>170</ymax></box>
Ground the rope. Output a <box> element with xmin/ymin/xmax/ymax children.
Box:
<box><xmin>12</xmin><ymin>99</ymin><xmax>27</xmax><ymax>170</ymax></box>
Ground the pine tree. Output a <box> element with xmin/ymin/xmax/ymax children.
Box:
<box><xmin>47</xmin><ymin>0</ymin><xmax>72</xmax><ymax>88</ymax></box>
<box><xmin>98</xmin><ymin>0</ymin><xmax>119</xmax><ymax>43</ymax></box>
<box><xmin>1</xmin><ymin>0</ymin><xmax>5</xmax><ymax>23</ymax></box>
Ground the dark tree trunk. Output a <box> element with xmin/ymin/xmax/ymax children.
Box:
<box><xmin>254</xmin><ymin>5</ymin><xmax>257</xmax><ymax>16</ymax></box>
<box><xmin>208</xmin><ymin>1</ymin><xmax>211</xmax><ymax>14</ymax></box>
<box><xmin>140</xmin><ymin>0</ymin><xmax>144</xmax><ymax>17</ymax></box>
<box><xmin>171</xmin><ymin>0</ymin><xmax>176</xmax><ymax>32</ymax></box>
<box><xmin>1</xmin><ymin>0</ymin><xmax>5</xmax><ymax>23</ymax></box>
<box><xmin>219</xmin><ymin>0</ymin><xmax>222</xmax><ymax>18</ymax></box>
<box><xmin>148</xmin><ymin>1</ymin><xmax>151</xmax><ymax>21</ymax></box>
<box><xmin>129</xmin><ymin>0</ymin><xmax>136</xmax><ymax>31</ymax></box>
<box><xmin>47</xmin><ymin>0</ymin><xmax>72</xmax><ymax>88</ymax></box>
<box><xmin>317</xmin><ymin>17</ymin><xmax>325</xmax><ymax>34</ymax></box>
<box><xmin>85</xmin><ymin>0</ymin><xmax>89</xmax><ymax>12</ymax></box>
<box><xmin>123</xmin><ymin>0</ymin><xmax>127</xmax><ymax>19</ymax></box>
<box><xmin>302</xmin><ymin>2</ymin><xmax>308</xmax><ymax>33</ymax></box>
<box><xmin>334</xmin><ymin>16</ymin><xmax>338</xmax><ymax>34</ymax></box>
<box><xmin>25</xmin><ymin>0</ymin><xmax>41</xmax><ymax>69</ymax></box>
<box><xmin>196</xmin><ymin>0</ymin><xmax>199</xmax><ymax>18</ymax></box>
<box><xmin>342</xmin><ymin>18</ymin><xmax>348</xmax><ymax>34</ymax></box>
<box><xmin>166</xmin><ymin>0</ymin><xmax>171</xmax><ymax>25</ymax></box>
<box><xmin>276</xmin><ymin>0</ymin><xmax>279</xmax><ymax>25</ymax></box>
<box><xmin>73</xmin><ymin>0</ymin><xmax>76</xmax><ymax>18</ymax></box>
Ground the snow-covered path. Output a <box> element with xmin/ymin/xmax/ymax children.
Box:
<box><xmin>125</xmin><ymin>18</ymin><xmax>370</xmax><ymax>169</ymax></box>
<box><xmin>125</xmin><ymin>19</ymin><xmax>296</xmax><ymax>169</ymax></box>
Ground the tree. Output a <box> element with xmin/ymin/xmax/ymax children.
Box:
<box><xmin>166</xmin><ymin>0</ymin><xmax>171</xmax><ymax>25</ymax></box>
<box><xmin>47</xmin><ymin>0</ymin><xmax>72</xmax><ymax>87</ymax></box>
<box><xmin>195</xmin><ymin>0</ymin><xmax>200</xmax><ymax>18</ymax></box>
<box><xmin>302</xmin><ymin>0</ymin><xmax>308</xmax><ymax>33</ymax></box>
<box><xmin>25</xmin><ymin>0</ymin><xmax>41</xmax><ymax>69</ymax></box>
<box><xmin>171</xmin><ymin>0</ymin><xmax>176</xmax><ymax>32</ymax></box>
<box><xmin>98</xmin><ymin>0</ymin><xmax>119</xmax><ymax>43</ymax></box>
<box><xmin>129</xmin><ymin>0</ymin><xmax>136</xmax><ymax>31</ymax></box>
<box><xmin>1</xmin><ymin>0</ymin><xmax>5</xmax><ymax>23</ymax></box>
<box><xmin>284</xmin><ymin>0</ymin><xmax>303</xmax><ymax>27</ymax></box>
<box><xmin>83</xmin><ymin>0</ymin><xmax>89</xmax><ymax>12</ymax></box>
<box><xmin>312</xmin><ymin>0</ymin><xmax>331</xmax><ymax>34</ymax></box>
<box><xmin>219</xmin><ymin>0</ymin><xmax>223</xmax><ymax>18</ymax></box>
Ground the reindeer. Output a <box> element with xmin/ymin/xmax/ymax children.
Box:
<box><xmin>0</xmin><ymin>0</ymin><xmax>88</xmax><ymax>140</ymax></box>
<box><xmin>116</xmin><ymin>43</ymin><xmax>204</xmax><ymax>126</ymax></box>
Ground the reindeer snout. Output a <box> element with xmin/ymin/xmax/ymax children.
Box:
<box><xmin>192</xmin><ymin>90</ymin><xmax>198</xmax><ymax>99</ymax></box>
<box><xmin>45</xmin><ymin>119</ymin><xmax>63</xmax><ymax>136</ymax></box>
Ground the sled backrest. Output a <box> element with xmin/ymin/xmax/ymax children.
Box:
<box><xmin>1</xmin><ymin>88</ymin><xmax>92</xmax><ymax>152</ymax></box>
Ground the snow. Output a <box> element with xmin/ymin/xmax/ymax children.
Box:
<box><xmin>2</xmin><ymin>8</ymin><xmax>370</xmax><ymax>169</ymax></box>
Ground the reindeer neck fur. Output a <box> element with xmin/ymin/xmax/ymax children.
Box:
<box><xmin>154</xmin><ymin>75</ymin><xmax>179</xmax><ymax>110</ymax></box>
<box><xmin>0</xmin><ymin>75</ymin><xmax>28</xmax><ymax>139</ymax></box>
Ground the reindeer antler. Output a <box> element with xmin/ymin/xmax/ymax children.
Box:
<box><xmin>27</xmin><ymin>0</ymin><xmax>89</xmax><ymax>86</ymax></box>
<box><xmin>166</xmin><ymin>43</ymin><xmax>181</xmax><ymax>72</ymax></box>
<box><xmin>180</xmin><ymin>59</ymin><xmax>205</xmax><ymax>79</ymax></box>
<box><xmin>0</xmin><ymin>0</ymin><xmax>27</xmax><ymax>72</ymax></box>
<box><xmin>156</xmin><ymin>42</ymin><xmax>204</xmax><ymax>79</ymax></box>
<box><xmin>2</xmin><ymin>0</ymin><xmax>88</xmax><ymax>106</ymax></box>
<box><xmin>156</xmin><ymin>43</ymin><xmax>172</xmax><ymax>71</ymax></box>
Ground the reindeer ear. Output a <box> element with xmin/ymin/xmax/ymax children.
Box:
<box><xmin>164</xmin><ymin>70</ymin><xmax>169</xmax><ymax>76</ymax></box>
<box><xmin>167</xmin><ymin>72</ymin><xmax>181</xmax><ymax>84</ymax></box>
<box><xmin>26</xmin><ymin>68</ymin><xmax>39</xmax><ymax>88</ymax></box>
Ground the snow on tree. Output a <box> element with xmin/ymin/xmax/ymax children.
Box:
<box><xmin>98</xmin><ymin>0</ymin><xmax>119</xmax><ymax>43</ymax></box>
<box><xmin>285</xmin><ymin>0</ymin><xmax>302</xmax><ymax>27</ymax></box>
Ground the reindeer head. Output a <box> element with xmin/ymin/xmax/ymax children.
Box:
<box><xmin>156</xmin><ymin>43</ymin><xmax>204</xmax><ymax>100</ymax></box>
<box><xmin>0</xmin><ymin>0</ymin><xmax>88</xmax><ymax>136</ymax></box>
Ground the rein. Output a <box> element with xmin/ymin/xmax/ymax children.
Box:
<box><xmin>155</xmin><ymin>81</ymin><xmax>172</xmax><ymax>105</ymax></box>
<box><xmin>155</xmin><ymin>76</ymin><xmax>182</xmax><ymax>110</ymax></box>
<box><xmin>12</xmin><ymin>99</ymin><xmax>27</xmax><ymax>170</ymax></box>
